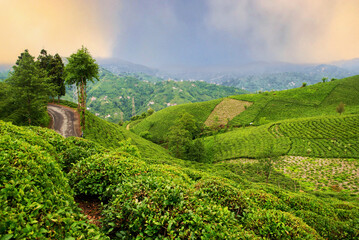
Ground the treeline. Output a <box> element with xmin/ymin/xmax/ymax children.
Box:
<box><xmin>0</xmin><ymin>49</ymin><xmax>65</xmax><ymax>126</ymax></box>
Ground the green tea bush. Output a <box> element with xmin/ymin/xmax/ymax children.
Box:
<box><xmin>243</xmin><ymin>209</ymin><xmax>321</xmax><ymax>239</ymax></box>
<box><xmin>0</xmin><ymin>135</ymin><xmax>106</xmax><ymax>239</ymax></box>
<box><xmin>60</xmin><ymin>137</ymin><xmax>104</xmax><ymax>172</ymax></box>
<box><xmin>295</xmin><ymin>210</ymin><xmax>358</xmax><ymax>239</ymax></box>
<box><xmin>101</xmin><ymin>173</ymin><xmax>258</xmax><ymax>239</ymax></box>
<box><xmin>285</xmin><ymin>195</ymin><xmax>336</xmax><ymax>218</ymax></box>
<box><xmin>68</xmin><ymin>151</ymin><xmax>148</xmax><ymax>198</ymax></box>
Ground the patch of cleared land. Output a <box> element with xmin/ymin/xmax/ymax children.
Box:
<box><xmin>204</xmin><ymin>98</ymin><xmax>253</xmax><ymax>127</ymax></box>
<box><xmin>275</xmin><ymin>156</ymin><xmax>359</xmax><ymax>192</ymax></box>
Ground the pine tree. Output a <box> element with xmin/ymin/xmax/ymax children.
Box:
<box><xmin>6</xmin><ymin>50</ymin><xmax>52</xmax><ymax>125</ymax></box>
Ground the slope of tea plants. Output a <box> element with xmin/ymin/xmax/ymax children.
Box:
<box><xmin>229</xmin><ymin>75</ymin><xmax>359</xmax><ymax>126</ymax></box>
<box><xmin>276</xmin><ymin>156</ymin><xmax>359</xmax><ymax>192</ymax></box>
<box><xmin>273</xmin><ymin>114</ymin><xmax>359</xmax><ymax>158</ymax></box>
<box><xmin>83</xmin><ymin>109</ymin><xmax>174</xmax><ymax>161</ymax></box>
<box><xmin>203</xmin><ymin>114</ymin><xmax>359</xmax><ymax>161</ymax></box>
<box><xmin>0</xmin><ymin>121</ymin><xmax>107</xmax><ymax>239</ymax></box>
<box><xmin>1</xmin><ymin>118</ymin><xmax>359</xmax><ymax>239</ymax></box>
<box><xmin>131</xmin><ymin>76</ymin><xmax>359</xmax><ymax>144</ymax></box>
<box><xmin>132</xmin><ymin>98</ymin><xmax>223</xmax><ymax>143</ymax></box>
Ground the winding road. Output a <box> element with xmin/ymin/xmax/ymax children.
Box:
<box><xmin>47</xmin><ymin>104</ymin><xmax>81</xmax><ymax>138</ymax></box>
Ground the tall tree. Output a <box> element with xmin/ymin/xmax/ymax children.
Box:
<box><xmin>65</xmin><ymin>46</ymin><xmax>99</xmax><ymax>130</ymax></box>
<box><xmin>6</xmin><ymin>50</ymin><xmax>52</xmax><ymax>125</ymax></box>
<box><xmin>50</xmin><ymin>54</ymin><xmax>66</xmax><ymax>103</ymax></box>
<box><xmin>37</xmin><ymin>50</ymin><xmax>65</xmax><ymax>103</ymax></box>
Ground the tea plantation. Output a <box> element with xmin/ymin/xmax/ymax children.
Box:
<box><xmin>1</xmin><ymin>114</ymin><xmax>359</xmax><ymax>238</ymax></box>
<box><xmin>132</xmin><ymin>75</ymin><xmax>359</xmax><ymax>143</ymax></box>
<box><xmin>1</xmin><ymin>76</ymin><xmax>359</xmax><ymax>239</ymax></box>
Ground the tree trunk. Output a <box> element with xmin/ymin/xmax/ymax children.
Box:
<box><xmin>77</xmin><ymin>84</ymin><xmax>80</xmax><ymax>112</ymax></box>
<box><xmin>81</xmin><ymin>77</ymin><xmax>86</xmax><ymax>130</ymax></box>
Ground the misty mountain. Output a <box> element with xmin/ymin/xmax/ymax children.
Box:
<box><xmin>96</xmin><ymin>58</ymin><xmax>358</xmax><ymax>92</ymax></box>
<box><xmin>332</xmin><ymin>58</ymin><xmax>359</xmax><ymax>73</ymax></box>
<box><xmin>97</xmin><ymin>58</ymin><xmax>159</xmax><ymax>75</ymax></box>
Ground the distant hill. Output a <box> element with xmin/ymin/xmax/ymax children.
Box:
<box><xmin>332</xmin><ymin>58</ymin><xmax>359</xmax><ymax>73</ymax></box>
<box><xmin>63</xmin><ymin>68</ymin><xmax>247</xmax><ymax>123</ymax></box>
<box><xmin>97</xmin><ymin>58</ymin><xmax>159</xmax><ymax>75</ymax></box>
<box><xmin>97</xmin><ymin>58</ymin><xmax>357</xmax><ymax>92</ymax></box>
<box><xmin>158</xmin><ymin>64</ymin><xmax>354</xmax><ymax>92</ymax></box>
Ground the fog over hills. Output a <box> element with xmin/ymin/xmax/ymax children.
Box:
<box><xmin>1</xmin><ymin>57</ymin><xmax>358</xmax><ymax>92</ymax></box>
<box><xmin>96</xmin><ymin>58</ymin><xmax>358</xmax><ymax>92</ymax></box>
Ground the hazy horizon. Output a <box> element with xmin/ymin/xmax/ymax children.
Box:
<box><xmin>1</xmin><ymin>0</ymin><xmax>359</xmax><ymax>68</ymax></box>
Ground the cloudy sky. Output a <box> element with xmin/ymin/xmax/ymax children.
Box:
<box><xmin>1</xmin><ymin>0</ymin><xmax>359</xmax><ymax>68</ymax></box>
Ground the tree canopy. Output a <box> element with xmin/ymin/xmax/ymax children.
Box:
<box><xmin>65</xmin><ymin>46</ymin><xmax>99</xmax><ymax>130</ymax></box>
<box><xmin>5</xmin><ymin>50</ymin><xmax>52</xmax><ymax>125</ymax></box>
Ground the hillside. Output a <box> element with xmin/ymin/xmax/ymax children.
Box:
<box><xmin>133</xmin><ymin>76</ymin><xmax>359</xmax><ymax>143</ymax></box>
<box><xmin>2</xmin><ymin>116</ymin><xmax>359</xmax><ymax>238</ymax></box>
<box><xmin>63</xmin><ymin>68</ymin><xmax>247</xmax><ymax>123</ymax></box>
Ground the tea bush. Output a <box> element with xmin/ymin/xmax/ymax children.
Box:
<box><xmin>0</xmin><ymin>133</ymin><xmax>106</xmax><ymax>239</ymax></box>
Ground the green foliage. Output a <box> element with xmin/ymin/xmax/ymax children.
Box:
<box><xmin>1</xmin><ymin>119</ymin><xmax>359</xmax><ymax>239</ymax></box>
<box><xmin>83</xmin><ymin>110</ymin><xmax>173</xmax><ymax>161</ymax></box>
<box><xmin>167</xmin><ymin>112</ymin><xmax>206</xmax><ymax>161</ymax></box>
<box><xmin>69</xmin><ymin>151</ymin><xmax>148</xmax><ymax>198</ymax></box>
<box><xmin>0</xmin><ymin>121</ymin><xmax>106</xmax><ymax>239</ymax></box>
<box><xmin>101</xmin><ymin>167</ymin><xmax>257</xmax><ymax>239</ymax></box>
<box><xmin>229</xmin><ymin>76</ymin><xmax>359</xmax><ymax>126</ymax></box>
<box><xmin>4</xmin><ymin>50</ymin><xmax>53</xmax><ymax>126</ymax></box>
<box><xmin>65</xmin><ymin>46</ymin><xmax>99</xmax><ymax>129</ymax></box>
<box><xmin>37</xmin><ymin>50</ymin><xmax>65</xmax><ymax>102</ymax></box>
<box><xmin>336</xmin><ymin>102</ymin><xmax>345</xmax><ymax>114</ymax></box>
<box><xmin>243</xmin><ymin>209</ymin><xmax>320</xmax><ymax>239</ymax></box>
<box><xmin>133</xmin><ymin>98</ymin><xmax>222</xmax><ymax>143</ymax></box>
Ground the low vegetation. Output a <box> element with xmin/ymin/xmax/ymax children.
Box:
<box><xmin>1</xmin><ymin>120</ymin><xmax>359</xmax><ymax>239</ymax></box>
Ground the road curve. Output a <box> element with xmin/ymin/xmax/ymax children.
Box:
<box><xmin>47</xmin><ymin>104</ymin><xmax>81</xmax><ymax>138</ymax></box>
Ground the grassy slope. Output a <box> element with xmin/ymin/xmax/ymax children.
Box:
<box><xmin>132</xmin><ymin>76</ymin><xmax>359</xmax><ymax>143</ymax></box>
<box><xmin>2</xmin><ymin>120</ymin><xmax>359</xmax><ymax>239</ymax></box>
<box><xmin>229</xmin><ymin>75</ymin><xmax>359</xmax><ymax>126</ymax></box>
<box><xmin>132</xmin><ymin>98</ymin><xmax>223</xmax><ymax>142</ymax></box>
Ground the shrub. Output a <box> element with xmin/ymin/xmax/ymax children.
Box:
<box><xmin>68</xmin><ymin>151</ymin><xmax>148</xmax><ymax>198</ymax></box>
<box><xmin>102</xmin><ymin>173</ymin><xmax>258</xmax><ymax>239</ymax></box>
<box><xmin>0</xmin><ymin>135</ymin><xmax>106</xmax><ymax>239</ymax></box>
<box><xmin>243</xmin><ymin>209</ymin><xmax>321</xmax><ymax>239</ymax></box>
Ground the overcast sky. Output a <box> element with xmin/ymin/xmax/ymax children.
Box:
<box><xmin>1</xmin><ymin>0</ymin><xmax>359</xmax><ymax>68</ymax></box>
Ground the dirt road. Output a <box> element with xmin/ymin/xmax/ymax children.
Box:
<box><xmin>47</xmin><ymin>104</ymin><xmax>81</xmax><ymax>138</ymax></box>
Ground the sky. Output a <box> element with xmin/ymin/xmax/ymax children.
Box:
<box><xmin>1</xmin><ymin>0</ymin><xmax>359</xmax><ymax>68</ymax></box>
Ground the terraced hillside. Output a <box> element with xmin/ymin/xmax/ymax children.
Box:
<box><xmin>229</xmin><ymin>75</ymin><xmax>359</xmax><ymax>126</ymax></box>
<box><xmin>203</xmin><ymin>114</ymin><xmax>359</xmax><ymax>160</ymax></box>
<box><xmin>132</xmin><ymin>76</ymin><xmax>359</xmax><ymax>143</ymax></box>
